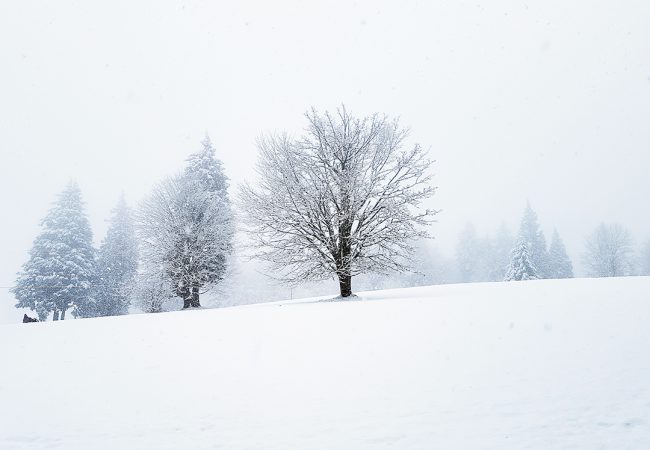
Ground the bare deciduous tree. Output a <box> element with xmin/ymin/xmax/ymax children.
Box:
<box><xmin>240</xmin><ymin>106</ymin><xmax>437</xmax><ymax>297</ymax></box>
<box><xmin>583</xmin><ymin>223</ymin><xmax>634</xmax><ymax>277</ymax></box>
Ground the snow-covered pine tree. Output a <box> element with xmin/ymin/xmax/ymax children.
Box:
<box><xmin>517</xmin><ymin>203</ymin><xmax>549</xmax><ymax>278</ymax></box>
<box><xmin>504</xmin><ymin>241</ymin><xmax>538</xmax><ymax>281</ymax></box>
<box><xmin>547</xmin><ymin>229</ymin><xmax>573</xmax><ymax>278</ymax></box>
<box><xmin>92</xmin><ymin>195</ymin><xmax>138</xmax><ymax>317</ymax></box>
<box><xmin>185</xmin><ymin>134</ymin><xmax>228</xmax><ymax>194</ymax></box>
<box><xmin>138</xmin><ymin>137</ymin><xmax>234</xmax><ymax>309</ymax></box>
<box><xmin>12</xmin><ymin>182</ymin><xmax>96</xmax><ymax>320</ymax></box>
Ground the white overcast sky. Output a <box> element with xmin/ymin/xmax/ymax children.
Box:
<box><xmin>1</xmin><ymin>0</ymin><xmax>649</xmax><ymax>316</ymax></box>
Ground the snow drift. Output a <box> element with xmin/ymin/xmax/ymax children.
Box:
<box><xmin>1</xmin><ymin>277</ymin><xmax>649</xmax><ymax>449</ymax></box>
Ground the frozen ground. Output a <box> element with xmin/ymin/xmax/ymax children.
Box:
<box><xmin>1</xmin><ymin>277</ymin><xmax>649</xmax><ymax>449</ymax></box>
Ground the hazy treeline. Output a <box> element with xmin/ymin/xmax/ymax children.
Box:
<box><xmin>11</xmin><ymin>107</ymin><xmax>650</xmax><ymax>321</ymax></box>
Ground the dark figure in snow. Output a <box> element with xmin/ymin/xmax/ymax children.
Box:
<box><xmin>23</xmin><ymin>314</ymin><xmax>39</xmax><ymax>323</ymax></box>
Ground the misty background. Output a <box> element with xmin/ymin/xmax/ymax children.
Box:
<box><xmin>1</xmin><ymin>0</ymin><xmax>649</xmax><ymax>323</ymax></box>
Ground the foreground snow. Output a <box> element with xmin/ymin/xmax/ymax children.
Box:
<box><xmin>1</xmin><ymin>277</ymin><xmax>649</xmax><ymax>449</ymax></box>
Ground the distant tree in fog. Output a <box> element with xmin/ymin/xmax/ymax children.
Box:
<box><xmin>239</xmin><ymin>106</ymin><xmax>437</xmax><ymax>298</ymax></box>
<box><xmin>641</xmin><ymin>241</ymin><xmax>650</xmax><ymax>276</ymax></box>
<box><xmin>455</xmin><ymin>223</ymin><xmax>481</xmax><ymax>283</ymax></box>
<box><xmin>547</xmin><ymin>229</ymin><xmax>573</xmax><ymax>279</ymax></box>
<box><xmin>89</xmin><ymin>195</ymin><xmax>139</xmax><ymax>317</ymax></box>
<box><xmin>396</xmin><ymin>240</ymin><xmax>459</xmax><ymax>287</ymax></box>
<box><xmin>13</xmin><ymin>182</ymin><xmax>96</xmax><ymax>320</ymax></box>
<box><xmin>490</xmin><ymin>223</ymin><xmax>515</xmax><ymax>281</ymax></box>
<box><xmin>504</xmin><ymin>241</ymin><xmax>538</xmax><ymax>281</ymax></box>
<box><xmin>456</xmin><ymin>223</ymin><xmax>511</xmax><ymax>283</ymax></box>
<box><xmin>517</xmin><ymin>203</ymin><xmax>549</xmax><ymax>278</ymax></box>
<box><xmin>582</xmin><ymin>223</ymin><xmax>634</xmax><ymax>277</ymax></box>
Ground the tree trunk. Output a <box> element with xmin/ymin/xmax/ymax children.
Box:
<box><xmin>337</xmin><ymin>215</ymin><xmax>353</xmax><ymax>298</ymax></box>
<box><xmin>52</xmin><ymin>309</ymin><xmax>59</xmax><ymax>321</ymax></box>
<box><xmin>338</xmin><ymin>274</ymin><xmax>352</xmax><ymax>297</ymax></box>
<box><xmin>60</xmin><ymin>309</ymin><xmax>66</xmax><ymax>320</ymax></box>
<box><xmin>182</xmin><ymin>295</ymin><xmax>192</xmax><ymax>309</ymax></box>
<box><xmin>190</xmin><ymin>286</ymin><xmax>201</xmax><ymax>308</ymax></box>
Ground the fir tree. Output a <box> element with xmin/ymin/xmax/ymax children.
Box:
<box><xmin>547</xmin><ymin>229</ymin><xmax>574</xmax><ymax>278</ymax></box>
<box><xmin>13</xmin><ymin>182</ymin><xmax>96</xmax><ymax>320</ymax></box>
<box><xmin>185</xmin><ymin>134</ymin><xmax>228</xmax><ymax>195</ymax></box>
<box><xmin>504</xmin><ymin>241</ymin><xmax>538</xmax><ymax>281</ymax></box>
<box><xmin>517</xmin><ymin>203</ymin><xmax>549</xmax><ymax>278</ymax></box>
<box><xmin>92</xmin><ymin>195</ymin><xmax>139</xmax><ymax>317</ymax></box>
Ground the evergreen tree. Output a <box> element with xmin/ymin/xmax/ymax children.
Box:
<box><xmin>504</xmin><ymin>241</ymin><xmax>538</xmax><ymax>281</ymax></box>
<box><xmin>517</xmin><ymin>203</ymin><xmax>549</xmax><ymax>278</ymax></box>
<box><xmin>185</xmin><ymin>134</ymin><xmax>228</xmax><ymax>194</ymax></box>
<box><xmin>92</xmin><ymin>195</ymin><xmax>139</xmax><ymax>317</ymax></box>
<box><xmin>12</xmin><ymin>182</ymin><xmax>95</xmax><ymax>320</ymax></box>
<box><xmin>547</xmin><ymin>229</ymin><xmax>574</xmax><ymax>278</ymax></box>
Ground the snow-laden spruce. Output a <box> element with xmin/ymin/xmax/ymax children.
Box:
<box><xmin>516</xmin><ymin>203</ymin><xmax>549</xmax><ymax>278</ymax></box>
<box><xmin>12</xmin><ymin>182</ymin><xmax>95</xmax><ymax>320</ymax></box>
<box><xmin>239</xmin><ymin>106</ymin><xmax>437</xmax><ymax>297</ymax></box>
<box><xmin>504</xmin><ymin>240</ymin><xmax>538</xmax><ymax>281</ymax></box>
<box><xmin>547</xmin><ymin>229</ymin><xmax>573</xmax><ymax>279</ymax></box>
<box><xmin>137</xmin><ymin>136</ymin><xmax>234</xmax><ymax>309</ymax></box>
<box><xmin>90</xmin><ymin>195</ymin><xmax>139</xmax><ymax>317</ymax></box>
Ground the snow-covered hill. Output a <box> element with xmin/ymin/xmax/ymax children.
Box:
<box><xmin>1</xmin><ymin>277</ymin><xmax>649</xmax><ymax>449</ymax></box>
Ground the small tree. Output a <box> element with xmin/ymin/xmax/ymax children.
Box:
<box><xmin>138</xmin><ymin>138</ymin><xmax>234</xmax><ymax>308</ymax></box>
<box><xmin>132</xmin><ymin>269</ymin><xmax>173</xmax><ymax>313</ymax></box>
<box><xmin>13</xmin><ymin>182</ymin><xmax>95</xmax><ymax>320</ymax></box>
<box><xmin>547</xmin><ymin>229</ymin><xmax>573</xmax><ymax>279</ymax></box>
<box><xmin>240</xmin><ymin>106</ymin><xmax>437</xmax><ymax>297</ymax></box>
<box><xmin>92</xmin><ymin>195</ymin><xmax>139</xmax><ymax>317</ymax></box>
<box><xmin>504</xmin><ymin>241</ymin><xmax>538</xmax><ymax>281</ymax></box>
<box><xmin>583</xmin><ymin>223</ymin><xmax>634</xmax><ymax>277</ymax></box>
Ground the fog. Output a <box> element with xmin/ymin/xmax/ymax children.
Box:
<box><xmin>1</xmin><ymin>1</ymin><xmax>649</xmax><ymax>321</ymax></box>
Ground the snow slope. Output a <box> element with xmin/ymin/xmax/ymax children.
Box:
<box><xmin>1</xmin><ymin>277</ymin><xmax>649</xmax><ymax>449</ymax></box>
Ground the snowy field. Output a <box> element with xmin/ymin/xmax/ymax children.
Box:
<box><xmin>1</xmin><ymin>277</ymin><xmax>650</xmax><ymax>449</ymax></box>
